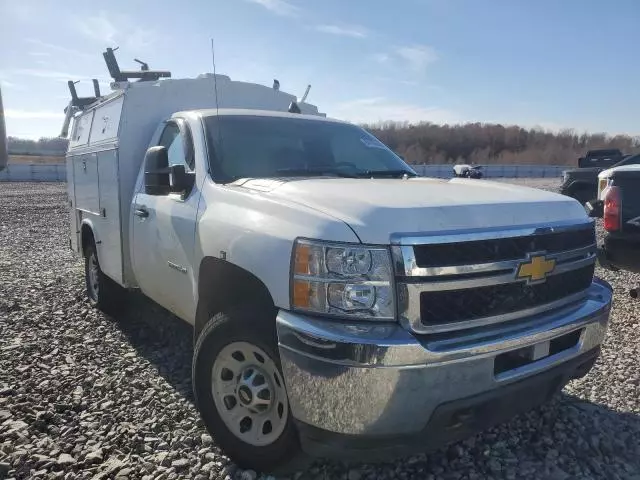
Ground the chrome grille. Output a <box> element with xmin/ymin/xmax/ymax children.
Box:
<box><xmin>392</xmin><ymin>221</ymin><xmax>597</xmax><ymax>334</ymax></box>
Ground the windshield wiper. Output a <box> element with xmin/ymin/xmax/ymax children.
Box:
<box><xmin>355</xmin><ymin>169</ymin><xmax>418</xmax><ymax>178</ymax></box>
<box><xmin>275</xmin><ymin>168</ymin><xmax>358</xmax><ymax>178</ymax></box>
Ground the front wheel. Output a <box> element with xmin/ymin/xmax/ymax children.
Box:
<box><xmin>192</xmin><ymin>307</ymin><xmax>302</xmax><ymax>472</ymax></box>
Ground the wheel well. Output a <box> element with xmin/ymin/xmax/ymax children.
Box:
<box><xmin>80</xmin><ymin>224</ymin><xmax>95</xmax><ymax>256</ymax></box>
<box><xmin>194</xmin><ymin>257</ymin><xmax>276</xmax><ymax>340</ymax></box>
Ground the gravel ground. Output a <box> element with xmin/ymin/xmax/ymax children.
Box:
<box><xmin>1</xmin><ymin>180</ymin><xmax>640</xmax><ymax>480</ymax></box>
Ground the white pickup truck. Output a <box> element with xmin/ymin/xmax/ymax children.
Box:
<box><xmin>63</xmin><ymin>51</ymin><xmax>613</xmax><ymax>472</ymax></box>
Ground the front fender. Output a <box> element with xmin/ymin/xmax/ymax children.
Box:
<box><xmin>195</xmin><ymin>181</ymin><xmax>359</xmax><ymax>309</ymax></box>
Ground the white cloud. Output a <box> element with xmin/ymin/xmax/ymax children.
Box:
<box><xmin>371</xmin><ymin>45</ymin><xmax>439</xmax><ymax>73</ymax></box>
<box><xmin>9</xmin><ymin>68</ymin><xmax>89</xmax><ymax>81</ymax></box>
<box><xmin>329</xmin><ymin>97</ymin><xmax>458</xmax><ymax>125</ymax></box>
<box><xmin>371</xmin><ymin>53</ymin><xmax>391</xmax><ymax>64</ymax></box>
<box><xmin>7</xmin><ymin>68</ymin><xmax>110</xmax><ymax>83</ymax></box>
<box><xmin>26</xmin><ymin>39</ymin><xmax>94</xmax><ymax>59</ymax></box>
<box><xmin>396</xmin><ymin>45</ymin><xmax>439</xmax><ymax>71</ymax></box>
<box><xmin>0</xmin><ymin>79</ymin><xmax>20</xmax><ymax>90</ymax></box>
<box><xmin>315</xmin><ymin>24</ymin><xmax>368</xmax><ymax>38</ymax></box>
<box><xmin>74</xmin><ymin>11</ymin><xmax>156</xmax><ymax>50</ymax></box>
<box><xmin>28</xmin><ymin>51</ymin><xmax>51</xmax><ymax>57</ymax></box>
<box><xmin>5</xmin><ymin>109</ymin><xmax>64</xmax><ymax>120</ymax></box>
<box><xmin>245</xmin><ymin>0</ymin><xmax>299</xmax><ymax>17</ymax></box>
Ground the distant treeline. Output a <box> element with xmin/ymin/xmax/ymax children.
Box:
<box><xmin>9</xmin><ymin>122</ymin><xmax>640</xmax><ymax>166</ymax></box>
<box><xmin>366</xmin><ymin>122</ymin><xmax>640</xmax><ymax>166</ymax></box>
<box><xmin>8</xmin><ymin>137</ymin><xmax>68</xmax><ymax>156</ymax></box>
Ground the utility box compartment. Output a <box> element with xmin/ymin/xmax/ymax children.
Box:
<box><xmin>89</xmin><ymin>96</ymin><xmax>123</xmax><ymax>144</ymax></box>
<box><xmin>72</xmin><ymin>153</ymin><xmax>100</xmax><ymax>214</ymax></box>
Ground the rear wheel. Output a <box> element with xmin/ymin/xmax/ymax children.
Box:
<box><xmin>84</xmin><ymin>242</ymin><xmax>126</xmax><ymax>313</ymax></box>
<box><xmin>192</xmin><ymin>307</ymin><xmax>303</xmax><ymax>472</ymax></box>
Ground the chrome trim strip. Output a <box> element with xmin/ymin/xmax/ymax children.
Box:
<box><xmin>399</xmin><ymin>288</ymin><xmax>591</xmax><ymax>334</ymax></box>
<box><xmin>400</xmin><ymin>253</ymin><xmax>595</xmax><ymax>292</ymax></box>
<box><xmin>390</xmin><ymin>219</ymin><xmax>594</xmax><ymax>245</ymax></box>
<box><xmin>404</xmin><ymin>271</ymin><xmax>517</xmax><ymax>292</ymax></box>
<box><xmin>393</xmin><ymin>244</ymin><xmax>596</xmax><ymax>277</ymax></box>
<box><xmin>292</xmin><ymin>275</ymin><xmax>390</xmax><ymax>287</ymax></box>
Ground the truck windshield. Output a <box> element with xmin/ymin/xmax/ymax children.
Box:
<box><xmin>204</xmin><ymin>115</ymin><xmax>416</xmax><ymax>183</ymax></box>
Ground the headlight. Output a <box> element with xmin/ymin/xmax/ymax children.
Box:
<box><xmin>291</xmin><ymin>239</ymin><xmax>394</xmax><ymax>320</ymax></box>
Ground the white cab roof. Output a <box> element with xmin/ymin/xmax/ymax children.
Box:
<box><xmin>181</xmin><ymin>108</ymin><xmax>347</xmax><ymax>124</ymax></box>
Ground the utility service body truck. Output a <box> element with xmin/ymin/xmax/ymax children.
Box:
<box><xmin>63</xmin><ymin>50</ymin><xmax>613</xmax><ymax>472</ymax></box>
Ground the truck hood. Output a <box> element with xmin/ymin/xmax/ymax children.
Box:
<box><xmin>600</xmin><ymin>164</ymin><xmax>640</xmax><ymax>179</ymax></box>
<box><xmin>235</xmin><ymin>177</ymin><xmax>588</xmax><ymax>244</ymax></box>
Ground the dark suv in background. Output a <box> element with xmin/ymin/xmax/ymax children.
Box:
<box><xmin>561</xmin><ymin>152</ymin><xmax>640</xmax><ymax>204</ymax></box>
<box><xmin>578</xmin><ymin>149</ymin><xmax>624</xmax><ymax>168</ymax></box>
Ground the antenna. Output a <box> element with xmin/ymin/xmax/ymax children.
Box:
<box><xmin>210</xmin><ymin>38</ymin><xmax>225</xmax><ymax>175</ymax></box>
<box><xmin>211</xmin><ymin>38</ymin><xmax>220</xmax><ymax>118</ymax></box>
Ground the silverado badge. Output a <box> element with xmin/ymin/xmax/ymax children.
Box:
<box><xmin>517</xmin><ymin>254</ymin><xmax>556</xmax><ymax>284</ymax></box>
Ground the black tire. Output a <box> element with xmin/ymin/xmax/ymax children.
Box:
<box><xmin>84</xmin><ymin>243</ymin><xmax>126</xmax><ymax>313</ymax></box>
<box><xmin>192</xmin><ymin>306</ymin><xmax>303</xmax><ymax>472</ymax></box>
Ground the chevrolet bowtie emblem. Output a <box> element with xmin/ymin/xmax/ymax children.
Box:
<box><xmin>517</xmin><ymin>254</ymin><xmax>556</xmax><ymax>284</ymax></box>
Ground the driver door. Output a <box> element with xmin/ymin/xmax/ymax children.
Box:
<box><xmin>131</xmin><ymin>119</ymin><xmax>200</xmax><ymax>321</ymax></box>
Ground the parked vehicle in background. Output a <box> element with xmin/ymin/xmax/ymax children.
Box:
<box><xmin>577</xmin><ymin>149</ymin><xmax>624</xmax><ymax>169</ymax></box>
<box><xmin>62</xmin><ymin>49</ymin><xmax>613</xmax><ymax>472</ymax></box>
<box><xmin>561</xmin><ymin>153</ymin><xmax>640</xmax><ymax>204</ymax></box>
<box><xmin>589</xmin><ymin>165</ymin><xmax>640</xmax><ymax>297</ymax></box>
<box><xmin>453</xmin><ymin>163</ymin><xmax>483</xmax><ymax>178</ymax></box>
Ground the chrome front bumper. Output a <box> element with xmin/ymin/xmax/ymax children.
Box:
<box><xmin>276</xmin><ymin>279</ymin><xmax>612</xmax><ymax>454</ymax></box>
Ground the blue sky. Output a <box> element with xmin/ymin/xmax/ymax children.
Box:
<box><xmin>1</xmin><ymin>0</ymin><xmax>638</xmax><ymax>139</ymax></box>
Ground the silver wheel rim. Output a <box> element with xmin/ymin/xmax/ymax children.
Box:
<box><xmin>212</xmin><ymin>341</ymin><xmax>288</xmax><ymax>447</ymax></box>
<box><xmin>88</xmin><ymin>253</ymin><xmax>99</xmax><ymax>299</ymax></box>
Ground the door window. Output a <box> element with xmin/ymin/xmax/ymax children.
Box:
<box><xmin>158</xmin><ymin>122</ymin><xmax>195</xmax><ymax>171</ymax></box>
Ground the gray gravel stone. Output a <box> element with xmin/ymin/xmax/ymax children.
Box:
<box><xmin>57</xmin><ymin>453</ymin><xmax>76</xmax><ymax>466</ymax></box>
<box><xmin>171</xmin><ymin>459</ymin><xmax>189</xmax><ymax>470</ymax></box>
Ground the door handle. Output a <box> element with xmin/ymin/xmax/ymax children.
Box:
<box><xmin>134</xmin><ymin>207</ymin><xmax>149</xmax><ymax>218</ymax></box>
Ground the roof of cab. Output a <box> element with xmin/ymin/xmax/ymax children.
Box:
<box><xmin>174</xmin><ymin>108</ymin><xmax>348</xmax><ymax>124</ymax></box>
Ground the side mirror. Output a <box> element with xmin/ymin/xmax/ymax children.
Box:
<box><xmin>169</xmin><ymin>164</ymin><xmax>195</xmax><ymax>193</ymax></box>
<box><xmin>144</xmin><ymin>146</ymin><xmax>170</xmax><ymax>195</ymax></box>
